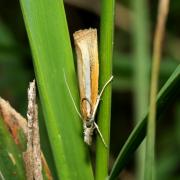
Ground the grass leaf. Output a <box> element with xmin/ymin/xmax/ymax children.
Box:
<box><xmin>19</xmin><ymin>0</ymin><xmax>93</xmax><ymax>179</ymax></box>
<box><xmin>131</xmin><ymin>0</ymin><xmax>150</xmax><ymax>178</ymax></box>
<box><xmin>109</xmin><ymin>65</ymin><xmax>180</xmax><ymax>180</ymax></box>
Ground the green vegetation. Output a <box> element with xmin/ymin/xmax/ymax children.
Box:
<box><xmin>0</xmin><ymin>0</ymin><xmax>179</xmax><ymax>179</ymax></box>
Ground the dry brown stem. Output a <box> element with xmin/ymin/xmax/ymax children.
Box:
<box><xmin>23</xmin><ymin>80</ymin><xmax>43</xmax><ymax>180</ymax></box>
<box><xmin>146</xmin><ymin>0</ymin><xmax>170</xmax><ymax>178</ymax></box>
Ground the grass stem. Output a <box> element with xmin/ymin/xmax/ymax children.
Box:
<box><xmin>95</xmin><ymin>0</ymin><xmax>115</xmax><ymax>179</ymax></box>
<box><xmin>145</xmin><ymin>0</ymin><xmax>170</xmax><ymax>179</ymax></box>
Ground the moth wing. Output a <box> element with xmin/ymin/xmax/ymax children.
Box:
<box><xmin>73</xmin><ymin>29</ymin><xmax>99</xmax><ymax>120</ymax></box>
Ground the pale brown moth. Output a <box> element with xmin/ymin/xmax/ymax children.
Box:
<box><xmin>64</xmin><ymin>28</ymin><xmax>113</xmax><ymax>146</ymax></box>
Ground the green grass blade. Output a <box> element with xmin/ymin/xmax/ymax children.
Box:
<box><xmin>95</xmin><ymin>0</ymin><xmax>115</xmax><ymax>179</ymax></box>
<box><xmin>19</xmin><ymin>0</ymin><xmax>93</xmax><ymax>179</ymax></box>
<box><xmin>131</xmin><ymin>0</ymin><xmax>150</xmax><ymax>179</ymax></box>
<box><xmin>109</xmin><ymin>65</ymin><xmax>180</xmax><ymax>180</ymax></box>
<box><xmin>0</xmin><ymin>117</ymin><xmax>26</xmax><ymax>180</ymax></box>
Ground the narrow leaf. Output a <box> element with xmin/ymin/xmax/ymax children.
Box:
<box><xmin>19</xmin><ymin>0</ymin><xmax>93</xmax><ymax>179</ymax></box>
<box><xmin>131</xmin><ymin>0</ymin><xmax>150</xmax><ymax>178</ymax></box>
<box><xmin>109</xmin><ymin>65</ymin><xmax>180</xmax><ymax>180</ymax></box>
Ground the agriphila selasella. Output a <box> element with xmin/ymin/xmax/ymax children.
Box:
<box><xmin>64</xmin><ymin>28</ymin><xmax>113</xmax><ymax>147</ymax></box>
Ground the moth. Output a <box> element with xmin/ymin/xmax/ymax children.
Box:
<box><xmin>64</xmin><ymin>28</ymin><xmax>113</xmax><ymax>146</ymax></box>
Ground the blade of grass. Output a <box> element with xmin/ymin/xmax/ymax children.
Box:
<box><xmin>131</xmin><ymin>0</ymin><xmax>150</xmax><ymax>179</ymax></box>
<box><xmin>145</xmin><ymin>1</ymin><xmax>170</xmax><ymax>179</ymax></box>
<box><xmin>19</xmin><ymin>0</ymin><xmax>93</xmax><ymax>179</ymax></box>
<box><xmin>95</xmin><ymin>0</ymin><xmax>115</xmax><ymax>179</ymax></box>
<box><xmin>109</xmin><ymin>64</ymin><xmax>180</xmax><ymax>180</ymax></box>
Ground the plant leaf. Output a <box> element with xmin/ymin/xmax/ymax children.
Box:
<box><xmin>0</xmin><ymin>116</ymin><xmax>26</xmax><ymax>180</ymax></box>
<box><xmin>109</xmin><ymin>65</ymin><xmax>180</xmax><ymax>180</ymax></box>
<box><xmin>19</xmin><ymin>0</ymin><xmax>93</xmax><ymax>179</ymax></box>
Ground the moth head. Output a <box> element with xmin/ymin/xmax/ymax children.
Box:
<box><xmin>85</xmin><ymin>119</ymin><xmax>94</xmax><ymax>128</ymax></box>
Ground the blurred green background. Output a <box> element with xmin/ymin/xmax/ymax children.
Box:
<box><xmin>0</xmin><ymin>0</ymin><xmax>179</xmax><ymax>179</ymax></box>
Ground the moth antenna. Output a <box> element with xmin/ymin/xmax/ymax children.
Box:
<box><xmin>94</xmin><ymin>122</ymin><xmax>108</xmax><ymax>148</ymax></box>
<box><xmin>91</xmin><ymin>76</ymin><xmax>114</xmax><ymax>119</ymax></box>
<box><xmin>99</xmin><ymin>76</ymin><xmax>113</xmax><ymax>98</ymax></box>
<box><xmin>63</xmin><ymin>69</ymin><xmax>82</xmax><ymax>119</ymax></box>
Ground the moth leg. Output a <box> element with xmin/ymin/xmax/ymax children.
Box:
<box><xmin>94</xmin><ymin>122</ymin><xmax>107</xmax><ymax>148</ymax></box>
<box><xmin>89</xmin><ymin>76</ymin><xmax>113</xmax><ymax>147</ymax></box>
